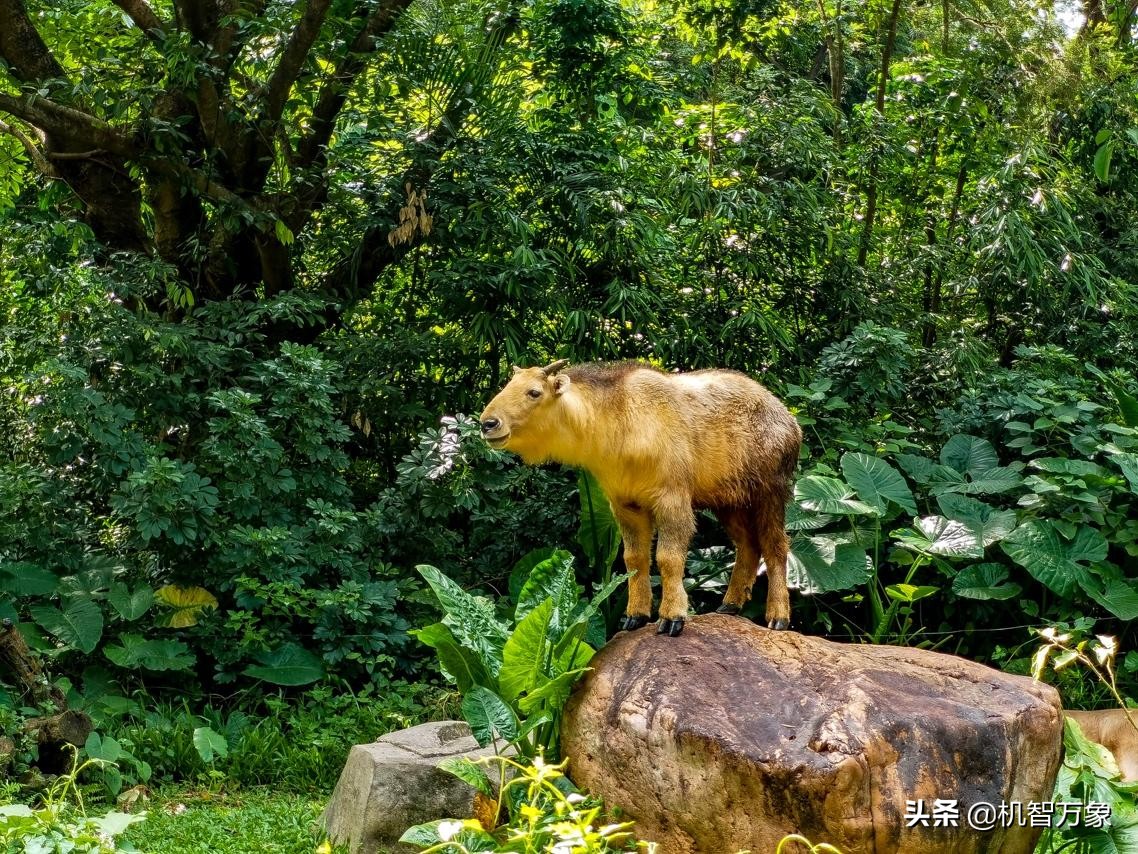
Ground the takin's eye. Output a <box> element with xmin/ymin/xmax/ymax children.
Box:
<box><xmin>526</xmin><ymin>388</ymin><xmax>542</xmax><ymax>399</ymax></box>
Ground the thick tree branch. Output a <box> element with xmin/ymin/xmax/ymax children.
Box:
<box><xmin>0</xmin><ymin>92</ymin><xmax>136</xmax><ymax>156</ymax></box>
<box><xmin>0</xmin><ymin>0</ymin><xmax>68</xmax><ymax>82</ymax></box>
<box><xmin>317</xmin><ymin>5</ymin><xmax>521</xmax><ymax>313</ymax></box>
<box><xmin>264</xmin><ymin>0</ymin><xmax>334</xmax><ymax>124</ymax></box>
<box><xmin>295</xmin><ymin>0</ymin><xmax>416</xmax><ymax>169</ymax></box>
<box><xmin>110</xmin><ymin>0</ymin><xmax>167</xmax><ymax>43</ymax></box>
<box><xmin>0</xmin><ymin>117</ymin><xmax>55</xmax><ymax>176</ymax></box>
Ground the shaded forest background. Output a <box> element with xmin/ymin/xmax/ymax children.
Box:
<box><xmin>1</xmin><ymin>0</ymin><xmax>1137</xmax><ymax>709</ymax></box>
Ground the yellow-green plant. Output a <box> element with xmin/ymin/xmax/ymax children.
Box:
<box><xmin>399</xmin><ymin>754</ymin><xmax>650</xmax><ymax>853</ymax></box>
<box><xmin>1033</xmin><ymin>627</ymin><xmax>1138</xmax><ymax>733</ymax></box>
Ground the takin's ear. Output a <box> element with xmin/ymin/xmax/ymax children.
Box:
<box><xmin>552</xmin><ymin>374</ymin><xmax>571</xmax><ymax>395</ymax></box>
<box><xmin>511</xmin><ymin>365</ymin><xmax>523</xmax><ymax>375</ymax></box>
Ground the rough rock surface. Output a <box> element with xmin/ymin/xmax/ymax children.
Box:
<box><xmin>562</xmin><ymin>614</ymin><xmax>1062</xmax><ymax>854</ymax></box>
<box><xmin>324</xmin><ymin>720</ymin><xmax>501</xmax><ymax>853</ymax></box>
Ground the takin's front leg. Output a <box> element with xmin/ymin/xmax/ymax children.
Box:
<box><xmin>613</xmin><ymin>502</ymin><xmax>655</xmax><ymax>632</ymax></box>
<box><xmin>654</xmin><ymin>498</ymin><xmax>696</xmax><ymax>637</ymax></box>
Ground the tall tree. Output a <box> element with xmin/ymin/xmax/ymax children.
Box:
<box><xmin>0</xmin><ymin>0</ymin><xmax>515</xmax><ymax>330</ymax></box>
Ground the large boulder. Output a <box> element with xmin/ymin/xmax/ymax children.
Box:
<box><xmin>324</xmin><ymin>720</ymin><xmax>501</xmax><ymax>853</ymax></box>
<box><xmin>562</xmin><ymin>614</ymin><xmax>1062</xmax><ymax>854</ymax></box>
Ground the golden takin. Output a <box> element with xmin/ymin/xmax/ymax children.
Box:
<box><xmin>479</xmin><ymin>359</ymin><xmax>801</xmax><ymax>637</ymax></box>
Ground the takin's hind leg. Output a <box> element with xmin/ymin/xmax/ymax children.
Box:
<box><xmin>714</xmin><ymin>508</ymin><xmax>761</xmax><ymax>617</ymax></box>
<box><xmin>613</xmin><ymin>502</ymin><xmax>655</xmax><ymax>632</ymax></box>
<box><xmin>756</xmin><ymin>503</ymin><xmax>792</xmax><ymax>630</ymax></box>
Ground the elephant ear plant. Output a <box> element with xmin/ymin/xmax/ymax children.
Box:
<box><xmin>412</xmin><ymin>553</ymin><xmax>626</xmax><ymax>759</ymax></box>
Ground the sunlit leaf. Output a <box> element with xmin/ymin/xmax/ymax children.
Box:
<box><xmin>952</xmin><ymin>563</ymin><xmax>1022</xmax><ymax>600</ymax></box>
<box><xmin>840</xmin><ymin>453</ymin><xmax>917</xmax><ymax>515</ymax></box>
<box><xmin>154</xmin><ymin>585</ymin><xmax>218</xmax><ymax>628</ymax></box>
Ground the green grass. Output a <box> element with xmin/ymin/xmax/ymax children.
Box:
<box><xmin>122</xmin><ymin>787</ymin><xmax>350</xmax><ymax>854</ymax></box>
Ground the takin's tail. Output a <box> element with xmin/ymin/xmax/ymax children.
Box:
<box><xmin>775</xmin><ymin>442</ymin><xmax>799</xmax><ymax>513</ymax></box>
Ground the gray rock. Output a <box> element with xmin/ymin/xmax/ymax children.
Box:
<box><xmin>323</xmin><ymin>720</ymin><xmax>503</xmax><ymax>853</ymax></box>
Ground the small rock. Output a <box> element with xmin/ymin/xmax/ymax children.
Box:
<box><xmin>323</xmin><ymin>720</ymin><xmax>503</xmax><ymax>853</ymax></box>
<box><xmin>562</xmin><ymin>614</ymin><xmax>1062</xmax><ymax>854</ymax></box>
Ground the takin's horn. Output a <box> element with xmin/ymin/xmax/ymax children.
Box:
<box><xmin>541</xmin><ymin>359</ymin><xmax>570</xmax><ymax>376</ymax></box>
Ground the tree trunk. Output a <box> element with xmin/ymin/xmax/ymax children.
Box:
<box><xmin>856</xmin><ymin>0</ymin><xmax>904</xmax><ymax>268</ymax></box>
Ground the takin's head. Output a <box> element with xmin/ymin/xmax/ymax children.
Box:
<box><xmin>479</xmin><ymin>359</ymin><xmax>572</xmax><ymax>453</ymax></box>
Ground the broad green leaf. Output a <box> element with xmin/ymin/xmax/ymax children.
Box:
<box><xmin>552</xmin><ymin>620</ymin><xmax>594</xmax><ymax>674</ymax></box>
<box><xmin>462</xmin><ymin>685</ymin><xmax>517</xmax><ymax>747</ymax></box>
<box><xmin>193</xmin><ymin>726</ymin><xmax>228</xmax><ymax>763</ymax></box>
<box><xmin>932</xmin><ymin>466</ymin><xmax>1023</xmax><ymax>496</ymax></box>
<box><xmin>104</xmin><ymin>634</ymin><xmax>194</xmax><ymax>671</ymax></box>
<box><xmin>894</xmin><ymin>516</ymin><xmax>983</xmax><ymax>558</ymax></box>
<box><xmin>940</xmin><ymin>434</ymin><xmax>998</xmax><ymax>475</ymax></box>
<box><xmin>417</xmin><ymin>565</ymin><xmax>509</xmax><ymax>677</ymax></box>
<box><xmin>923</xmin><ymin>464</ymin><xmax>969</xmax><ymax>493</ymax></box>
<box><xmin>437</xmin><ymin>756</ymin><xmax>494</xmax><ymax>798</ymax></box>
<box><xmin>85</xmin><ymin>731</ymin><xmax>122</xmax><ymax>763</ymax></box>
<box><xmin>243</xmin><ymin>642</ymin><xmax>324</xmax><ymax>686</ymax></box>
<box><xmin>1114</xmin><ymin>388</ymin><xmax>1138</xmax><ymax>428</ymax></box>
<box><xmin>787</xmin><ymin>536</ymin><xmax>871</xmax><ymax>594</ymax></box>
<box><xmin>1094</xmin><ymin>139</ymin><xmax>1114</xmax><ymax>182</ymax></box>
<box><xmin>507</xmin><ymin>547</ymin><xmax>556</xmax><ymax>601</ymax></box>
<box><xmin>1079</xmin><ymin>564</ymin><xmax>1138</xmax><ymax>621</ymax></box>
<box><xmin>570</xmin><ymin>571</ymin><xmax>629</xmax><ymax>634</ymax></box>
<box><xmin>885</xmin><ymin>584</ymin><xmax>938</xmax><ymax>603</ymax></box>
<box><xmin>840</xmin><ymin>453</ymin><xmax>917</xmax><ymax>515</ymax></box>
<box><xmin>500</xmin><ymin>598</ymin><xmax>553</xmax><ymax>702</ymax></box>
<box><xmin>1001</xmin><ymin>520</ymin><xmax>1096</xmax><ymax>599</ymax></box>
<box><xmin>1068</xmin><ymin>525</ymin><xmax>1109</xmax><ymax>564</ymax></box>
<box><xmin>1029</xmin><ymin>458</ymin><xmax>1109</xmax><ymax>478</ymax></box>
<box><xmin>951</xmin><ymin>563</ymin><xmax>1022</xmax><ymax>600</ymax></box>
<box><xmin>410</xmin><ymin>623</ymin><xmax>492</xmax><ymax>693</ymax></box>
<box><xmin>795</xmin><ymin>476</ymin><xmax>878</xmax><ymax>516</ymax></box>
<box><xmin>935</xmin><ymin>494</ymin><xmax>1016</xmax><ymax>547</ymax></box>
<box><xmin>154</xmin><ymin>584</ymin><xmax>218</xmax><ymax>628</ymax></box>
<box><xmin>108</xmin><ymin>583</ymin><xmax>154</xmax><ymax>621</ymax></box>
<box><xmin>784</xmin><ymin>503</ymin><xmax>835</xmax><ymax>530</ymax></box>
<box><xmin>90</xmin><ymin>812</ymin><xmax>146</xmax><ymax>837</ymax></box>
<box><xmin>1087</xmin><ymin>579</ymin><xmax>1138</xmax><ymax>621</ymax></box>
<box><xmin>30</xmin><ymin>599</ymin><xmax>103</xmax><ymax>654</ymax></box>
<box><xmin>399</xmin><ymin>821</ymin><xmax>445</xmax><ymax>847</ymax></box>
<box><xmin>518</xmin><ymin>669</ymin><xmax>588</xmax><ymax>714</ymax></box>
<box><xmin>515</xmin><ymin>712</ymin><xmax>553</xmax><ymax>742</ymax></box>
<box><xmin>1111</xmin><ymin>453</ymin><xmax>1138</xmax><ymax>494</ymax></box>
<box><xmin>0</xmin><ymin>563</ymin><xmax>58</xmax><ymax>596</ymax></box>
<box><xmin>895</xmin><ymin>454</ymin><xmax>936</xmax><ymax>483</ymax></box>
<box><xmin>516</xmin><ymin>552</ymin><xmax>574</xmax><ymax>624</ymax></box>
<box><xmin>1064</xmin><ymin>716</ymin><xmax>1122</xmax><ymax>781</ymax></box>
<box><xmin>577</xmin><ymin>470</ymin><xmax>620</xmax><ymax>572</ymax></box>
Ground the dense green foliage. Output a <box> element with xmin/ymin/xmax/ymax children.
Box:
<box><xmin>2</xmin><ymin>0</ymin><xmax>1138</xmax><ymax>803</ymax></box>
<box><xmin>414</xmin><ymin>545</ymin><xmax>624</xmax><ymax>759</ymax></box>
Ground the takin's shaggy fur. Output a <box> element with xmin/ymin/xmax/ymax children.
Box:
<box><xmin>479</xmin><ymin>359</ymin><xmax>802</xmax><ymax>636</ymax></box>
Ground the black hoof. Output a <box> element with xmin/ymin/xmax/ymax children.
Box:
<box><xmin>716</xmin><ymin>603</ymin><xmax>741</xmax><ymax>616</ymax></box>
<box><xmin>657</xmin><ymin>618</ymin><xmax>685</xmax><ymax>637</ymax></box>
<box><xmin>620</xmin><ymin>615</ymin><xmax>650</xmax><ymax>632</ymax></box>
<box><xmin>768</xmin><ymin>618</ymin><xmax>790</xmax><ymax>631</ymax></box>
